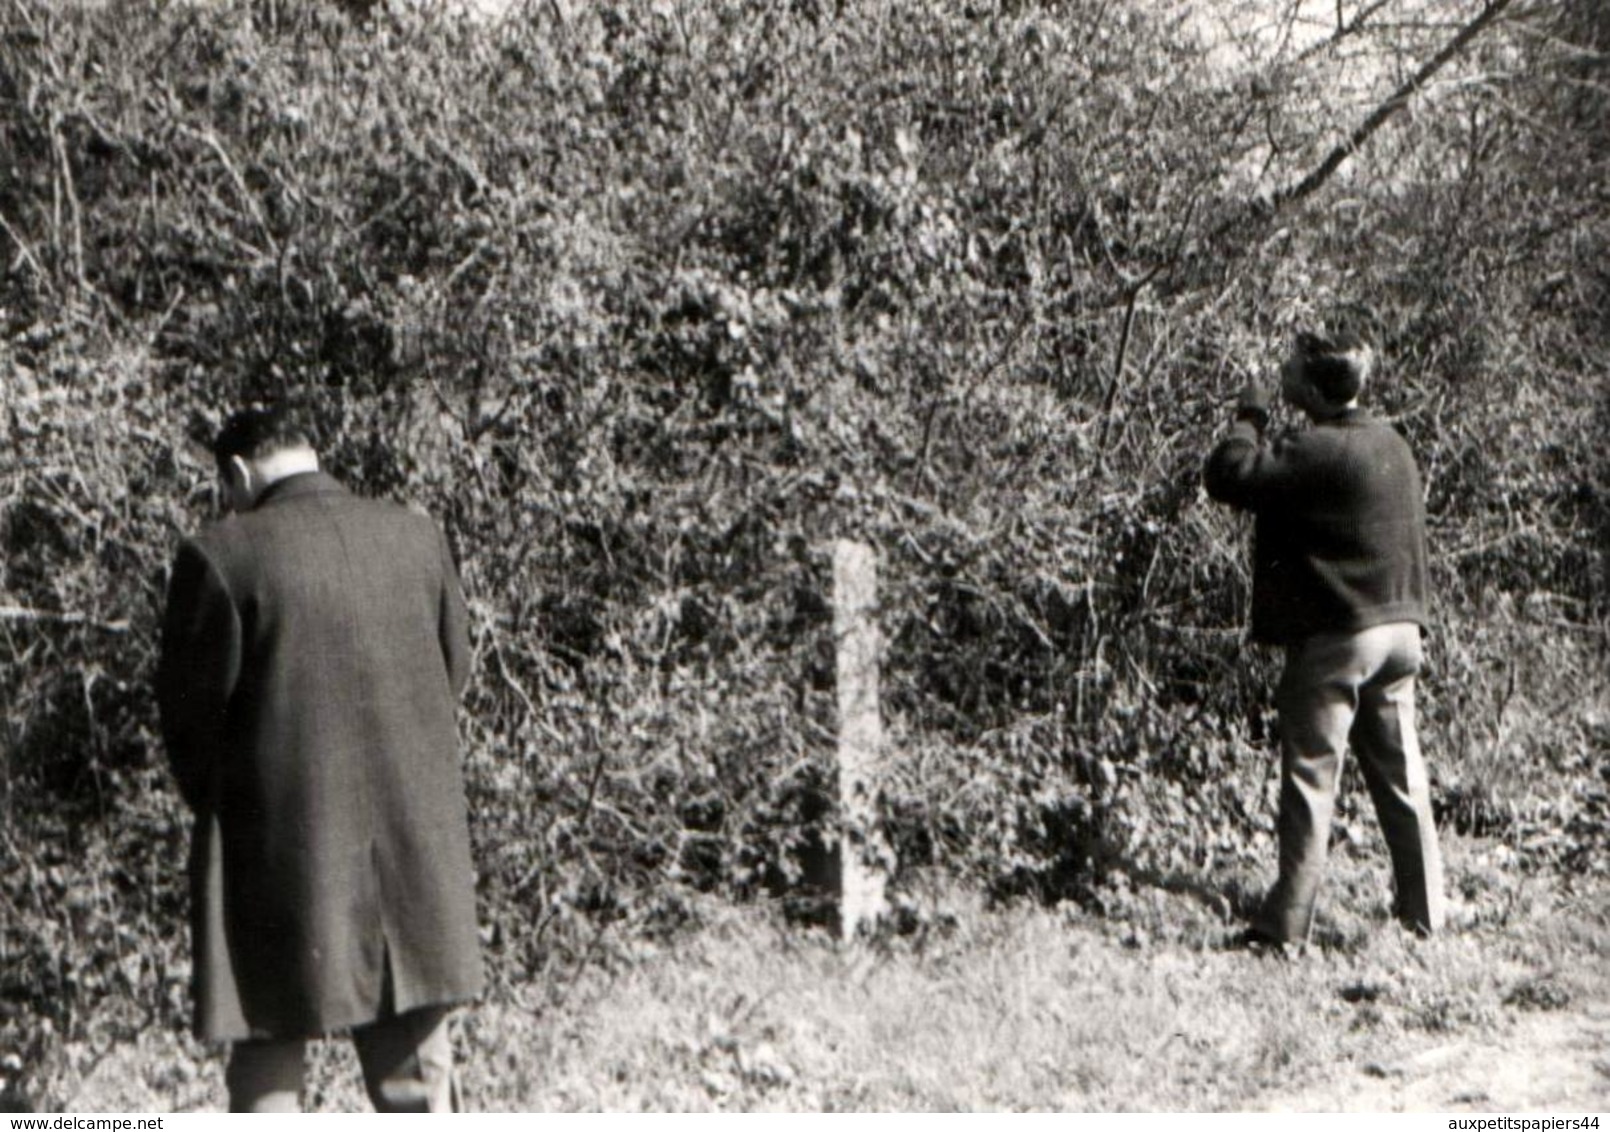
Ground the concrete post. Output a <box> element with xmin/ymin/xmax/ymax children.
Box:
<box><xmin>833</xmin><ymin>538</ymin><xmax>889</xmax><ymax>940</ymax></box>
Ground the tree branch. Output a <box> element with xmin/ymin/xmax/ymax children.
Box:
<box><xmin>1273</xmin><ymin>0</ymin><xmax>1516</xmax><ymax>211</ymax></box>
<box><xmin>1292</xmin><ymin>0</ymin><xmax>1394</xmax><ymax>67</ymax></box>
<box><xmin>0</xmin><ymin>606</ymin><xmax>130</xmax><ymax>632</ymax></box>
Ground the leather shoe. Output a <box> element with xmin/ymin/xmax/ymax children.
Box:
<box><xmin>1231</xmin><ymin>926</ymin><xmax>1291</xmax><ymax>959</ymax></box>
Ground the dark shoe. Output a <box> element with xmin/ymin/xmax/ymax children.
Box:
<box><xmin>1231</xmin><ymin>926</ymin><xmax>1292</xmax><ymax>958</ymax></box>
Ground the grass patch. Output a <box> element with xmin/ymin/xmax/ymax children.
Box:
<box><xmin>36</xmin><ymin>833</ymin><xmax>1609</xmax><ymax>1112</ymax></box>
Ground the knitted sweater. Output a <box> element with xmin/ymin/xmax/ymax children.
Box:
<box><xmin>1203</xmin><ymin>408</ymin><xmax>1430</xmax><ymax>645</ymax></box>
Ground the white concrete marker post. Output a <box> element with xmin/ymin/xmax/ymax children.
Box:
<box><xmin>833</xmin><ymin>539</ymin><xmax>890</xmax><ymax>941</ymax></box>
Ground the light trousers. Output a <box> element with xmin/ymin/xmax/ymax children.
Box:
<box><xmin>1255</xmin><ymin>621</ymin><xmax>1445</xmax><ymax>943</ymax></box>
<box><xmin>225</xmin><ymin>1005</ymin><xmax>458</xmax><ymax>1113</ymax></box>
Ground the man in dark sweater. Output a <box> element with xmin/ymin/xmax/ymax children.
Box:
<box><xmin>1205</xmin><ymin>330</ymin><xmax>1444</xmax><ymax>946</ymax></box>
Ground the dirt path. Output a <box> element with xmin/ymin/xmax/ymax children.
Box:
<box><xmin>1254</xmin><ymin>1003</ymin><xmax>1610</xmax><ymax>1112</ymax></box>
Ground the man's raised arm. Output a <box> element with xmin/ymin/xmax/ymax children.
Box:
<box><xmin>1203</xmin><ymin>382</ymin><xmax>1300</xmax><ymax>512</ymax></box>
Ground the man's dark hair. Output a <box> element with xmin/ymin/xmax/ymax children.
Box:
<box><xmin>212</xmin><ymin>408</ymin><xmax>313</xmax><ymax>474</ymax></box>
<box><xmin>1296</xmin><ymin>330</ymin><xmax>1371</xmax><ymax>406</ymax></box>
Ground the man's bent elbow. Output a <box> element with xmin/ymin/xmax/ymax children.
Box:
<box><xmin>1203</xmin><ymin>452</ymin><xmax>1254</xmax><ymax>509</ymax></box>
<box><xmin>163</xmin><ymin>740</ymin><xmax>208</xmax><ymax>811</ymax></box>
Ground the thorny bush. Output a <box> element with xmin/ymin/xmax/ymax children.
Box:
<box><xmin>1</xmin><ymin>0</ymin><xmax>1607</xmax><ymax>1109</ymax></box>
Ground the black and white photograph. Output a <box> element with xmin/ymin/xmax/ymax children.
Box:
<box><xmin>0</xmin><ymin>0</ymin><xmax>1605</xmax><ymax>1114</ymax></box>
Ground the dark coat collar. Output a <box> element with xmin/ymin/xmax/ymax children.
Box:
<box><xmin>253</xmin><ymin>470</ymin><xmax>348</xmax><ymax>509</ymax></box>
<box><xmin>1317</xmin><ymin>406</ymin><xmax>1375</xmax><ymax>427</ymax></box>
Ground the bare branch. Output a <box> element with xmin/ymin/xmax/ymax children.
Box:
<box><xmin>0</xmin><ymin>204</ymin><xmax>52</xmax><ymax>288</ymax></box>
<box><xmin>50</xmin><ymin>113</ymin><xmax>86</xmax><ymax>289</ymax></box>
<box><xmin>178</xmin><ymin>125</ymin><xmax>282</xmax><ymax>260</ymax></box>
<box><xmin>0</xmin><ymin>606</ymin><xmax>131</xmax><ymax>633</ymax></box>
<box><xmin>1273</xmin><ymin>0</ymin><xmax>1517</xmax><ymax>211</ymax></box>
<box><xmin>1292</xmin><ymin>0</ymin><xmax>1394</xmax><ymax>67</ymax></box>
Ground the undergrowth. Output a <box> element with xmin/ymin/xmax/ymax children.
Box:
<box><xmin>1</xmin><ymin>0</ymin><xmax>1606</xmax><ymax>1111</ymax></box>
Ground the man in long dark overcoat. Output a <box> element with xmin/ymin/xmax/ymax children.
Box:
<box><xmin>157</xmin><ymin>408</ymin><xmax>483</xmax><ymax>1111</ymax></box>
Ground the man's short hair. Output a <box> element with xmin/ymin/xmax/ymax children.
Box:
<box><xmin>1296</xmin><ymin>330</ymin><xmax>1373</xmax><ymax>406</ymax></box>
<box><xmin>213</xmin><ymin>408</ymin><xmax>313</xmax><ymax>474</ymax></box>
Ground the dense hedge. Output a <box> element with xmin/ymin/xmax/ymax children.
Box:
<box><xmin>2</xmin><ymin>0</ymin><xmax>1606</xmax><ymax>1108</ymax></box>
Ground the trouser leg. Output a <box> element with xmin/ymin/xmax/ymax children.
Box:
<box><xmin>1256</xmin><ymin>640</ymin><xmax>1356</xmax><ymax>943</ymax></box>
<box><xmin>226</xmin><ymin>1038</ymin><xmax>305</xmax><ymax>1113</ymax></box>
<box><xmin>1350</xmin><ymin>640</ymin><xmax>1445</xmax><ymax>935</ymax></box>
<box><xmin>351</xmin><ymin>1005</ymin><xmax>458</xmax><ymax>1113</ymax></box>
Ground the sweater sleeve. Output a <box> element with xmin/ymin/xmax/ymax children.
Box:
<box><xmin>156</xmin><ymin>539</ymin><xmax>242</xmax><ymax>811</ymax></box>
<box><xmin>1203</xmin><ymin>420</ymin><xmax>1307</xmax><ymax>512</ymax></box>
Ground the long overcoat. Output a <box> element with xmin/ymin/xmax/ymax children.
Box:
<box><xmin>157</xmin><ymin>471</ymin><xmax>483</xmax><ymax>1041</ymax></box>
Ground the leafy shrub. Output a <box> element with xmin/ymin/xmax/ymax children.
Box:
<box><xmin>2</xmin><ymin>0</ymin><xmax>1606</xmax><ymax>1109</ymax></box>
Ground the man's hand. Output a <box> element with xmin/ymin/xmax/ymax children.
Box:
<box><xmin>1235</xmin><ymin>382</ymin><xmax>1272</xmax><ymax>427</ymax></box>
